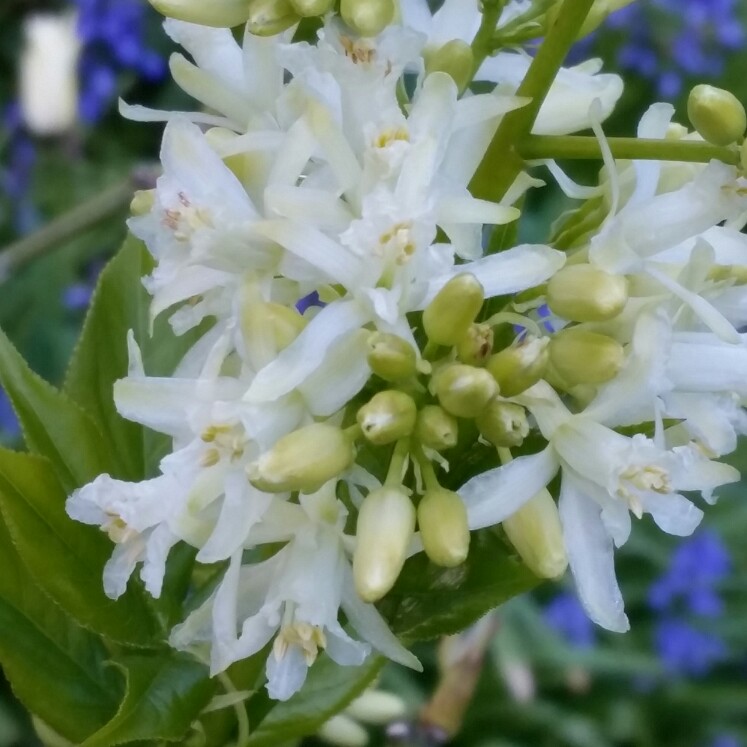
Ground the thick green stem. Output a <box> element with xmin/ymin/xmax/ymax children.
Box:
<box><xmin>385</xmin><ymin>438</ymin><xmax>411</xmax><ymax>488</ymax></box>
<box><xmin>0</xmin><ymin>165</ymin><xmax>158</xmax><ymax>282</ymax></box>
<box><xmin>518</xmin><ymin>134</ymin><xmax>741</xmax><ymax>164</ymax></box>
<box><xmin>469</xmin><ymin>0</ymin><xmax>596</xmax><ymax>203</ymax></box>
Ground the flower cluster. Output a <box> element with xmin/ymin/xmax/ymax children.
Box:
<box><xmin>66</xmin><ymin>0</ymin><xmax>747</xmax><ymax>701</ymax></box>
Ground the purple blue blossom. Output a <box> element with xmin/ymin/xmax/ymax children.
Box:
<box><xmin>73</xmin><ymin>0</ymin><xmax>166</xmax><ymax>123</ymax></box>
<box><xmin>543</xmin><ymin>592</ymin><xmax>596</xmax><ymax>649</ymax></box>
<box><xmin>572</xmin><ymin>0</ymin><xmax>745</xmax><ymax>98</ymax></box>
<box><xmin>653</xmin><ymin>618</ymin><xmax>726</xmax><ymax>677</ymax></box>
<box><xmin>0</xmin><ymin>387</ymin><xmax>20</xmax><ymax>440</ymax></box>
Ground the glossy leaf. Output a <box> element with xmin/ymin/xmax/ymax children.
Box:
<box><xmin>0</xmin><ymin>326</ymin><xmax>114</xmax><ymax>493</ymax></box>
<box><xmin>0</xmin><ymin>515</ymin><xmax>124</xmax><ymax>743</ymax></box>
<box><xmin>246</xmin><ymin>655</ymin><xmax>384</xmax><ymax>747</ymax></box>
<box><xmin>81</xmin><ymin>651</ymin><xmax>215</xmax><ymax>747</ymax></box>
<box><xmin>0</xmin><ymin>447</ymin><xmax>162</xmax><ymax>646</ymax></box>
<box><xmin>382</xmin><ymin>530</ymin><xmax>539</xmax><ymax>642</ymax></box>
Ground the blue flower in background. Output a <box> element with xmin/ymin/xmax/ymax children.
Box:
<box><xmin>0</xmin><ymin>387</ymin><xmax>20</xmax><ymax>441</ymax></box>
<box><xmin>648</xmin><ymin>531</ymin><xmax>731</xmax><ymax>678</ymax></box>
<box><xmin>0</xmin><ymin>103</ymin><xmax>39</xmax><ymax>234</ymax></box>
<box><xmin>654</xmin><ymin>618</ymin><xmax>726</xmax><ymax>677</ymax></box>
<box><xmin>73</xmin><ymin>0</ymin><xmax>166</xmax><ymax>123</ymax></box>
<box><xmin>648</xmin><ymin>530</ymin><xmax>731</xmax><ymax>617</ymax></box>
<box><xmin>543</xmin><ymin>592</ymin><xmax>597</xmax><ymax>649</ymax></box>
<box><xmin>574</xmin><ymin>0</ymin><xmax>745</xmax><ymax>97</ymax></box>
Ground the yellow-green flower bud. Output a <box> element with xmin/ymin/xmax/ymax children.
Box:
<box><xmin>546</xmin><ymin>264</ymin><xmax>628</xmax><ymax>322</ymax></box>
<box><xmin>357</xmin><ymin>390</ymin><xmax>417</xmax><ymax>445</ymax></box>
<box><xmin>415</xmin><ymin>405</ymin><xmax>458</xmax><ymax>451</ymax></box>
<box><xmin>549</xmin><ymin>328</ymin><xmax>624</xmax><ymax>387</ymax></box>
<box><xmin>502</xmin><ymin>489</ymin><xmax>568</xmax><ymax>579</ymax></box>
<box><xmin>316</xmin><ymin>715</ymin><xmax>368</xmax><ymax>747</ymax></box>
<box><xmin>475</xmin><ymin>401</ymin><xmax>529</xmax><ymax>448</ymax></box>
<box><xmin>435</xmin><ymin>364</ymin><xmax>498</xmax><ymax>418</ymax></box>
<box><xmin>417</xmin><ymin>488</ymin><xmax>470</xmax><ymax>567</ymax></box>
<box><xmin>456</xmin><ymin>323</ymin><xmax>494</xmax><ymax>366</ymax></box>
<box><xmin>346</xmin><ymin>690</ymin><xmax>408</xmax><ymax>725</ymax></box>
<box><xmin>353</xmin><ymin>487</ymin><xmax>415</xmax><ymax>602</ymax></box>
<box><xmin>741</xmin><ymin>139</ymin><xmax>747</xmax><ymax>174</ymax></box>
<box><xmin>340</xmin><ymin>0</ymin><xmax>395</xmax><ymax>36</ymax></box>
<box><xmin>148</xmin><ymin>0</ymin><xmax>252</xmax><ymax>26</ymax></box>
<box><xmin>290</xmin><ymin>0</ymin><xmax>334</xmax><ymax>17</ymax></box>
<box><xmin>247</xmin><ymin>0</ymin><xmax>300</xmax><ymax>36</ymax></box>
<box><xmin>247</xmin><ymin>423</ymin><xmax>354</xmax><ymax>493</ymax></box>
<box><xmin>487</xmin><ymin>337</ymin><xmax>549</xmax><ymax>397</ymax></box>
<box><xmin>687</xmin><ymin>84</ymin><xmax>747</xmax><ymax>146</ymax></box>
<box><xmin>366</xmin><ymin>332</ymin><xmax>417</xmax><ymax>381</ymax></box>
<box><xmin>241</xmin><ymin>301</ymin><xmax>307</xmax><ymax>354</ymax></box>
<box><xmin>423</xmin><ymin>273</ymin><xmax>484</xmax><ymax>347</ymax></box>
<box><xmin>130</xmin><ymin>189</ymin><xmax>154</xmax><ymax>216</ymax></box>
<box><xmin>423</xmin><ymin>40</ymin><xmax>474</xmax><ymax>91</ymax></box>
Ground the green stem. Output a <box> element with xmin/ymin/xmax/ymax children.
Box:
<box><xmin>385</xmin><ymin>438</ymin><xmax>411</xmax><ymax>488</ymax></box>
<box><xmin>217</xmin><ymin>672</ymin><xmax>250</xmax><ymax>747</ymax></box>
<box><xmin>413</xmin><ymin>444</ymin><xmax>440</xmax><ymax>491</ymax></box>
<box><xmin>0</xmin><ymin>165</ymin><xmax>158</xmax><ymax>282</ymax></box>
<box><xmin>470</xmin><ymin>0</ymin><xmax>507</xmax><ymax>77</ymax></box>
<box><xmin>470</xmin><ymin>0</ymin><xmax>597</xmax><ymax>204</ymax></box>
<box><xmin>518</xmin><ymin>134</ymin><xmax>741</xmax><ymax>164</ymax></box>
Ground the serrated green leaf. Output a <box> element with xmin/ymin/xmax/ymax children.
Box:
<box><xmin>81</xmin><ymin>651</ymin><xmax>215</xmax><ymax>747</ymax></box>
<box><xmin>246</xmin><ymin>655</ymin><xmax>384</xmax><ymax>747</ymax></box>
<box><xmin>0</xmin><ymin>447</ymin><xmax>162</xmax><ymax>647</ymax></box>
<box><xmin>382</xmin><ymin>530</ymin><xmax>538</xmax><ymax>641</ymax></box>
<box><xmin>0</xmin><ymin>514</ymin><xmax>124</xmax><ymax>743</ymax></box>
<box><xmin>64</xmin><ymin>235</ymin><xmax>212</xmax><ymax>480</ymax></box>
<box><xmin>0</xmin><ymin>326</ymin><xmax>114</xmax><ymax>493</ymax></box>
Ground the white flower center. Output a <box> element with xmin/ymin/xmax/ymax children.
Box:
<box><xmin>273</xmin><ymin>622</ymin><xmax>328</xmax><ymax>666</ymax></box>
<box><xmin>616</xmin><ymin>464</ymin><xmax>671</xmax><ymax>518</ymax></box>
<box><xmin>200</xmin><ymin>424</ymin><xmax>247</xmax><ymax>465</ymax></box>
<box><xmin>340</xmin><ymin>36</ymin><xmax>376</xmax><ymax>65</ymax></box>
<box><xmin>103</xmin><ymin>513</ymin><xmax>138</xmax><ymax>544</ymax></box>
<box><xmin>163</xmin><ymin>192</ymin><xmax>214</xmax><ymax>242</ymax></box>
<box><xmin>379</xmin><ymin>222</ymin><xmax>416</xmax><ymax>266</ymax></box>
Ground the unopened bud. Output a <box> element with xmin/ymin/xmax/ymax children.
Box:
<box><xmin>687</xmin><ymin>84</ymin><xmax>747</xmax><ymax>146</ymax></box>
<box><xmin>357</xmin><ymin>391</ymin><xmax>417</xmax><ymax>445</ymax></box>
<box><xmin>247</xmin><ymin>0</ymin><xmax>300</xmax><ymax>36</ymax></box>
<box><xmin>435</xmin><ymin>364</ymin><xmax>498</xmax><ymax>418</ymax></box>
<box><xmin>503</xmin><ymin>489</ymin><xmax>568</xmax><ymax>579</ymax></box>
<box><xmin>415</xmin><ymin>405</ymin><xmax>458</xmax><ymax>451</ymax></box>
<box><xmin>423</xmin><ymin>40</ymin><xmax>474</xmax><ymax>91</ymax></box>
<box><xmin>354</xmin><ymin>487</ymin><xmax>415</xmax><ymax>602</ymax></box>
<box><xmin>346</xmin><ymin>690</ymin><xmax>407</xmax><ymax>725</ymax></box>
<box><xmin>456</xmin><ymin>323</ymin><xmax>494</xmax><ymax>366</ymax></box>
<box><xmin>417</xmin><ymin>488</ymin><xmax>470</xmax><ymax>567</ymax></box>
<box><xmin>367</xmin><ymin>332</ymin><xmax>417</xmax><ymax>381</ymax></box>
<box><xmin>149</xmin><ymin>0</ymin><xmax>253</xmax><ymax>26</ymax></box>
<box><xmin>317</xmin><ymin>715</ymin><xmax>368</xmax><ymax>747</ymax></box>
<box><xmin>248</xmin><ymin>423</ymin><xmax>354</xmax><ymax>493</ymax></box>
<box><xmin>340</xmin><ymin>0</ymin><xmax>395</xmax><ymax>36</ymax></box>
<box><xmin>423</xmin><ymin>273</ymin><xmax>484</xmax><ymax>347</ymax></box>
<box><xmin>130</xmin><ymin>189</ymin><xmax>154</xmax><ymax>216</ymax></box>
<box><xmin>290</xmin><ymin>0</ymin><xmax>334</xmax><ymax>16</ymax></box>
<box><xmin>475</xmin><ymin>401</ymin><xmax>529</xmax><ymax>448</ymax></box>
<box><xmin>549</xmin><ymin>328</ymin><xmax>624</xmax><ymax>387</ymax></box>
<box><xmin>547</xmin><ymin>264</ymin><xmax>628</xmax><ymax>322</ymax></box>
<box><xmin>741</xmin><ymin>139</ymin><xmax>747</xmax><ymax>174</ymax></box>
<box><xmin>487</xmin><ymin>337</ymin><xmax>549</xmax><ymax>397</ymax></box>
<box><xmin>241</xmin><ymin>301</ymin><xmax>307</xmax><ymax>354</ymax></box>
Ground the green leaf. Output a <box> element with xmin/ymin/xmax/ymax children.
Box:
<box><xmin>382</xmin><ymin>530</ymin><xmax>539</xmax><ymax>641</ymax></box>
<box><xmin>0</xmin><ymin>326</ymin><xmax>114</xmax><ymax>493</ymax></box>
<box><xmin>0</xmin><ymin>447</ymin><xmax>162</xmax><ymax>647</ymax></box>
<box><xmin>0</xmin><ymin>514</ymin><xmax>124</xmax><ymax>743</ymax></box>
<box><xmin>81</xmin><ymin>651</ymin><xmax>215</xmax><ymax>747</ymax></box>
<box><xmin>246</xmin><ymin>655</ymin><xmax>384</xmax><ymax>747</ymax></box>
<box><xmin>64</xmin><ymin>235</ymin><xmax>211</xmax><ymax>480</ymax></box>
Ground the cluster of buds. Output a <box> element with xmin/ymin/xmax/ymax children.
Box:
<box><xmin>64</xmin><ymin>0</ymin><xmax>747</xmax><ymax>702</ymax></box>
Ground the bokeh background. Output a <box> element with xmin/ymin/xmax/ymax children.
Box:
<box><xmin>1</xmin><ymin>1</ymin><xmax>747</xmax><ymax>745</ymax></box>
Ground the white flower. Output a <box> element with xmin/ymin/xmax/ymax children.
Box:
<box><xmin>171</xmin><ymin>487</ymin><xmax>421</xmax><ymax>700</ymax></box>
<box><xmin>459</xmin><ymin>381</ymin><xmax>738</xmax><ymax>632</ymax></box>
